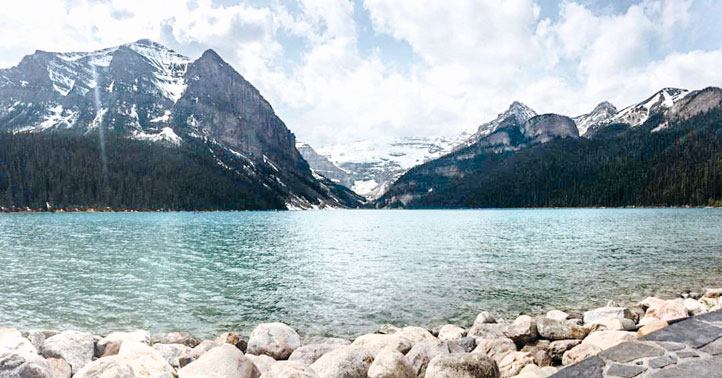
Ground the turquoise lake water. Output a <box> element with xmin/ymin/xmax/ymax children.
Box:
<box><xmin>1</xmin><ymin>209</ymin><xmax>721</xmax><ymax>338</ymax></box>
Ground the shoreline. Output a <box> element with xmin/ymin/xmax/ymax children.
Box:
<box><xmin>3</xmin><ymin>285</ymin><xmax>721</xmax><ymax>377</ymax></box>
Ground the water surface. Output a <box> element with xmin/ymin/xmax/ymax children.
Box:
<box><xmin>1</xmin><ymin>209</ymin><xmax>721</xmax><ymax>337</ymax></box>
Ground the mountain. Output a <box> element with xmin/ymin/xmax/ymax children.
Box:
<box><xmin>376</xmin><ymin>87</ymin><xmax>722</xmax><ymax>208</ymax></box>
<box><xmin>307</xmin><ymin>135</ymin><xmax>469</xmax><ymax>199</ymax></box>
<box><xmin>573</xmin><ymin>101</ymin><xmax>617</xmax><ymax>137</ymax></box>
<box><xmin>0</xmin><ymin>40</ymin><xmax>362</xmax><ymax>210</ymax></box>
<box><xmin>296</xmin><ymin>142</ymin><xmax>354</xmax><ymax>189</ymax></box>
<box><xmin>461</xmin><ymin>101</ymin><xmax>537</xmax><ymax>147</ymax></box>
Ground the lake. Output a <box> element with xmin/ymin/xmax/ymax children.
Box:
<box><xmin>1</xmin><ymin>208</ymin><xmax>721</xmax><ymax>338</ymax></box>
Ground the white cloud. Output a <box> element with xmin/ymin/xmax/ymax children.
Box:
<box><xmin>0</xmin><ymin>0</ymin><xmax>720</xmax><ymax>146</ymax></box>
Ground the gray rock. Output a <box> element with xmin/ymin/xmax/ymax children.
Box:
<box><xmin>215</xmin><ymin>332</ymin><xmax>247</xmax><ymax>352</ymax></box>
<box><xmin>179</xmin><ymin>340</ymin><xmax>220</xmax><ymax>367</ymax></box>
<box><xmin>72</xmin><ymin>356</ymin><xmax>135</xmax><ymax>378</ymax></box>
<box><xmin>468</xmin><ymin>324</ymin><xmax>508</xmax><ymax>339</ymax></box>
<box><xmin>676</xmin><ymin>350</ymin><xmax>699</xmax><ymax>359</ymax></box>
<box><xmin>0</xmin><ymin>328</ymin><xmax>38</xmax><ymax>356</ymax></box>
<box><xmin>498</xmin><ymin>351</ymin><xmax>535</xmax><ymax>378</ymax></box>
<box><xmin>553</xmin><ymin>356</ymin><xmax>604</xmax><ymax>378</ymax></box>
<box><xmin>649</xmin><ymin>355</ymin><xmax>722</xmax><ymax>377</ymax></box>
<box><xmin>153</xmin><ymin>343</ymin><xmax>192</xmax><ymax>368</ymax></box>
<box><xmin>351</xmin><ymin>334</ymin><xmax>412</xmax><ymax>356</ymax></box>
<box><xmin>424</xmin><ymin>353</ymin><xmax>499</xmax><ymax>378</ymax></box>
<box><xmin>151</xmin><ymin>332</ymin><xmax>199</xmax><ymax>347</ymax></box>
<box><xmin>648</xmin><ymin>355</ymin><xmax>677</xmax><ymax>369</ymax></box>
<box><xmin>179</xmin><ymin>344</ymin><xmax>260</xmax><ymax>378</ymax></box>
<box><xmin>504</xmin><ymin>316</ymin><xmax>538</xmax><ymax>346</ymax></box>
<box><xmin>447</xmin><ymin>337</ymin><xmax>476</xmax><ymax>354</ymax></box>
<box><xmin>246</xmin><ymin>354</ymin><xmax>276</xmax><ymax>375</ymax></box>
<box><xmin>247</xmin><ymin>323</ymin><xmax>302</xmax><ymax>360</ymax></box>
<box><xmin>309</xmin><ymin>346</ymin><xmax>374</xmax><ymax>378</ymax></box>
<box><xmin>117</xmin><ymin>341</ymin><xmax>174</xmax><ymax>377</ymax></box>
<box><xmin>25</xmin><ymin>331</ymin><xmax>46</xmax><ymax>353</ymax></box>
<box><xmin>536</xmin><ymin>318</ymin><xmax>586</xmax><ymax>341</ymax></box>
<box><xmin>289</xmin><ymin>344</ymin><xmax>342</xmax><ymax>365</ymax></box>
<box><xmin>545</xmin><ymin>310</ymin><xmax>569</xmax><ymax>322</ymax></box>
<box><xmin>406</xmin><ymin>339</ymin><xmax>449</xmax><ymax>377</ymax></box>
<box><xmin>40</xmin><ymin>330</ymin><xmax>94</xmax><ymax>374</ymax></box>
<box><xmin>520</xmin><ymin>340</ymin><xmax>551</xmax><ymax>367</ymax></box>
<box><xmin>0</xmin><ymin>350</ymin><xmax>52</xmax><ymax>378</ymax></box>
<box><xmin>367</xmin><ymin>348</ymin><xmax>416</xmax><ymax>378</ymax></box>
<box><xmin>398</xmin><ymin>327</ymin><xmax>436</xmax><ymax>346</ymax></box>
<box><xmin>583</xmin><ymin>307</ymin><xmax>633</xmax><ymax>324</ymax></box>
<box><xmin>472</xmin><ymin>338</ymin><xmax>516</xmax><ymax>363</ymax></box>
<box><xmin>641</xmin><ymin>319</ymin><xmax>722</xmax><ymax>348</ymax></box>
<box><xmin>548</xmin><ymin>340</ymin><xmax>581</xmax><ymax>364</ymax></box>
<box><xmin>96</xmin><ymin>331</ymin><xmax>151</xmax><ymax>357</ymax></box>
<box><xmin>47</xmin><ymin>358</ymin><xmax>71</xmax><ymax>378</ymax></box>
<box><xmin>438</xmin><ymin>325</ymin><xmax>467</xmax><ymax>342</ymax></box>
<box><xmin>598</xmin><ymin>342</ymin><xmax>664</xmax><ymax>363</ymax></box>
<box><xmin>261</xmin><ymin>361</ymin><xmax>319</xmax><ymax>378</ymax></box>
<box><xmin>606</xmin><ymin>363</ymin><xmax>646</xmax><ymax>378</ymax></box>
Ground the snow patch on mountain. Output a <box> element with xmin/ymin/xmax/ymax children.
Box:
<box><xmin>612</xmin><ymin>88</ymin><xmax>690</xmax><ymax>127</ymax></box>
<box><xmin>573</xmin><ymin>101</ymin><xmax>617</xmax><ymax>137</ymax></box>
<box><xmin>132</xmin><ymin>127</ymin><xmax>182</xmax><ymax>145</ymax></box>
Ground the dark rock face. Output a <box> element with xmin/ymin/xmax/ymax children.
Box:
<box><xmin>523</xmin><ymin>114</ymin><xmax>579</xmax><ymax>144</ymax></box>
<box><xmin>0</xmin><ymin>40</ymin><xmax>362</xmax><ymax>209</ymax></box>
<box><xmin>297</xmin><ymin>143</ymin><xmax>354</xmax><ymax>188</ymax></box>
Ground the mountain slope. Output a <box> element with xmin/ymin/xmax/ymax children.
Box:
<box><xmin>0</xmin><ymin>40</ymin><xmax>362</xmax><ymax>210</ymax></box>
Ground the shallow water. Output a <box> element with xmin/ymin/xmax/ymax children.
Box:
<box><xmin>1</xmin><ymin>208</ymin><xmax>721</xmax><ymax>338</ymax></box>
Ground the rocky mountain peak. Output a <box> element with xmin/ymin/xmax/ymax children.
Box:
<box><xmin>470</xmin><ymin>101</ymin><xmax>537</xmax><ymax>143</ymax></box>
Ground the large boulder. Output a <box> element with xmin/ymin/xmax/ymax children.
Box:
<box><xmin>153</xmin><ymin>343</ymin><xmax>192</xmax><ymax>368</ymax></box>
<box><xmin>178</xmin><ymin>340</ymin><xmax>219</xmax><ymax>367</ymax></box>
<box><xmin>438</xmin><ymin>326</ymin><xmax>466</xmax><ymax>342</ymax></box>
<box><xmin>582</xmin><ymin>307</ymin><xmax>632</xmax><ymax>324</ymax></box>
<box><xmin>405</xmin><ymin>339</ymin><xmax>449</xmax><ymax>377</ymax></box>
<box><xmin>0</xmin><ymin>328</ymin><xmax>38</xmax><ymax>356</ymax></box>
<box><xmin>247</xmin><ymin>323</ymin><xmax>301</xmax><ymax>360</ymax></box>
<box><xmin>0</xmin><ymin>350</ymin><xmax>52</xmax><ymax>378</ymax></box>
<box><xmin>117</xmin><ymin>341</ymin><xmax>174</xmax><ymax>377</ymax></box>
<box><xmin>309</xmin><ymin>346</ymin><xmax>373</xmax><ymax>378</ymax></box>
<box><xmin>73</xmin><ymin>356</ymin><xmax>135</xmax><ymax>378</ymax></box>
<box><xmin>535</xmin><ymin>318</ymin><xmax>586</xmax><ymax>341</ymax></box>
<box><xmin>544</xmin><ymin>311</ymin><xmax>569</xmax><ymax>322</ymax></box>
<box><xmin>425</xmin><ymin>353</ymin><xmax>499</xmax><ymax>378</ymax></box>
<box><xmin>639</xmin><ymin>297</ymin><xmax>688</xmax><ymax>323</ymax></box>
<box><xmin>581</xmin><ymin>331</ymin><xmax>636</xmax><ymax>351</ymax></box>
<box><xmin>498</xmin><ymin>351</ymin><xmax>534</xmax><ymax>378</ymax></box>
<box><xmin>179</xmin><ymin>344</ymin><xmax>260</xmax><ymax>378</ymax></box>
<box><xmin>683</xmin><ymin>298</ymin><xmax>708</xmax><ymax>316</ymax></box>
<box><xmin>398</xmin><ymin>327</ymin><xmax>436</xmax><ymax>346</ymax></box>
<box><xmin>637</xmin><ymin>318</ymin><xmax>668</xmax><ymax>336</ymax></box>
<box><xmin>367</xmin><ymin>348</ymin><xmax>416</xmax><ymax>378</ymax></box>
<box><xmin>561</xmin><ymin>344</ymin><xmax>601</xmax><ymax>366</ymax></box>
<box><xmin>351</xmin><ymin>334</ymin><xmax>412</xmax><ymax>356</ymax></box>
<box><xmin>471</xmin><ymin>338</ymin><xmax>516</xmax><ymax>363</ymax></box>
<box><xmin>468</xmin><ymin>313</ymin><xmax>502</xmax><ymax>338</ymax></box>
<box><xmin>520</xmin><ymin>341</ymin><xmax>551</xmax><ymax>367</ymax></box>
<box><xmin>288</xmin><ymin>344</ymin><xmax>342</xmax><ymax>365</ymax></box>
<box><xmin>96</xmin><ymin>331</ymin><xmax>151</xmax><ymax>357</ymax></box>
<box><xmin>260</xmin><ymin>361</ymin><xmax>319</xmax><ymax>378</ymax></box>
<box><xmin>513</xmin><ymin>364</ymin><xmax>556</xmax><ymax>378</ymax></box>
<box><xmin>584</xmin><ymin>317</ymin><xmax>634</xmax><ymax>332</ymax></box>
<box><xmin>447</xmin><ymin>338</ymin><xmax>476</xmax><ymax>354</ymax></box>
<box><xmin>47</xmin><ymin>357</ymin><xmax>72</xmax><ymax>378</ymax></box>
<box><xmin>40</xmin><ymin>330</ymin><xmax>94</xmax><ymax>374</ymax></box>
<box><xmin>151</xmin><ymin>332</ymin><xmax>199</xmax><ymax>347</ymax></box>
<box><xmin>215</xmin><ymin>332</ymin><xmax>247</xmax><ymax>352</ymax></box>
<box><xmin>503</xmin><ymin>316</ymin><xmax>538</xmax><ymax>347</ymax></box>
<box><xmin>246</xmin><ymin>354</ymin><xmax>277</xmax><ymax>375</ymax></box>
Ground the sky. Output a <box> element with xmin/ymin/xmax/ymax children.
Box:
<box><xmin>1</xmin><ymin>0</ymin><xmax>721</xmax><ymax>146</ymax></box>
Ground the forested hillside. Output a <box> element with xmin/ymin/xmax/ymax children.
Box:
<box><xmin>377</xmin><ymin>109</ymin><xmax>722</xmax><ymax>208</ymax></box>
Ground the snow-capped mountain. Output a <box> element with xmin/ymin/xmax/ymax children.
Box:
<box><xmin>465</xmin><ymin>101</ymin><xmax>537</xmax><ymax>145</ymax></box>
<box><xmin>305</xmin><ymin>135</ymin><xmax>469</xmax><ymax>199</ymax></box>
<box><xmin>0</xmin><ymin>40</ymin><xmax>362</xmax><ymax>209</ymax></box>
<box><xmin>612</xmin><ymin>87</ymin><xmax>689</xmax><ymax>127</ymax></box>
<box><xmin>573</xmin><ymin>101</ymin><xmax>617</xmax><ymax>137</ymax></box>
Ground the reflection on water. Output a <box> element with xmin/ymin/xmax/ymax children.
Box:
<box><xmin>1</xmin><ymin>208</ymin><xmax>721</xmax><ymax>338</ymax></box>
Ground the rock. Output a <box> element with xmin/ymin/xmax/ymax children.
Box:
<box><xmin>377</xmin><ymin>325</ymin><xmax>401</xmax><ymax>335</ymax></box>
<box><xmin>535</xmin><ymin>318</ymin><xmax>586</xmax><ymax>341</ymax></box>
<box><xmin>179</xmin><ymin>344</ymin><xmax>260</xmax><ymax>378</ymax></box>
<box><xmin>582</xmin><ymin>307</ymin><xmax>632</xmax><ymax>324</ymax></box>
<box><xmin>425</xmin><ymin>353</ymin><xmax>500</xmax><ymax>378</ymax></box>
<box><xmin>288</xmin><ymin>344</ymin><xmax>342</xmax><ymax>365</ymax></box>
<box><xmin>513</xmin><ymin>364</ymin><xmax>556</xmax><ymax>378</ymax></box>
<box><xmin>47</xmin><ymin>357</ymin><xmax>71</xmax><ymax>378</ymax></box>
<box><xmin>305</xmin><ymin>338</ymin><xmax>350</xmax><ymax>346</ymax></box>
<box><xmin>472</xmin><ymin>338</ymin><xmax>516</xmax><ymax>363</ymax></box>
<box><xmin>179</xmin><ymin>340</ymin><xmax>220</xmax><ymax>367</ymax></box>
<box><xmin>598</xmin><ymin>342</ymin><xmax>664</xmax><ymax>363</ymax></box>
<box><xmin>406</xmin><ymin>339</ymin><xmax>449</xmax><ymax>377</ymax></box>
<box><xmin>97</xmin><ymin>331</ymin><xmax>151</xmax><ymax>357</ymax></box>
<box><xmin>627</xmin><ymin>306</ymin><xmax>645</xmax><ymax>324</ymax></box>
<box><xmin>606</xmin><ymin>363</ymin><xmax>646</xmax><ymax>377</ymax></box>
<box><xmin>545</xmin><ymin>311</ymin><xmax>569</xmax><ymax>322</ymax></box>
<box><xmin>26</xmin><ymin>331</ymin><xmax>46</xmax><ymax>352</ymax></box>
<box><xmin>117</xmin><ymin>341</ymin><xmax>174</xmax><ymax>377</ymax></box>
<box><xmin>398</xmin><ymin>327</ymin><xmax>436</xmax><ymax>346</ymax></box>
<box><xmin>0</xmin><ymin>350</ymin><xmax>52</xmax><ymax>378</ymax></box>
<box><xmin>367</xmin><ymin>348</ymin><xmax>416</xmax><ymax>378</ymax></box>
<box><xmin>504</xmin><ymin>316</ymin><xmax>538</xmax><ymax>347</ymax></box>
<box><xmin>474</xmin><ymin>312</ymin><xmax>497</xmax><ymax>325</ymax></box>
<box><xmin>637</xmin><ymin>318</ymin><xmax>668</xmax><ymax>336</ymax></box>
<box><xmin>72</xmin><ymin>356</ymin><xmax>135</xmax><ymax>378</ymax></box>
<box><xmin>153</xmin><ymin>343</ymin><xmax>192</xmax><ymax>368</ymax></box>
<box><xmin>247</xmin><ymin>323</ymin><xmax>302</xmax><ymax>360</ymax></box>
<box><xmin>215</xmin><ymin>332</ymin><xmax>247</xmax><ymax>351</ymax></box>
<box><xmin>309</xmin><ymin>346</ymin><xmax>373</xmax><ymax>378</ymax></box>
<box><xmin>547</xmin><ymin>340</ymin><xmax>581</xmax><ymax>364</ymax></box>
<box><xmin>246</xmin><ymin>354</ymin><xmax>277</xmax><ymax>375</ymax></box>
<box><xmin>447</xmin><ymin>337</ymin><xmax>476</xmax><ymax>354</ymax></box>
<box><xmin>438</xmin><ymin>326</ymin><xmax>467</xmax><ymax>342</ymax></box>
<box><xmin>351</xmin><ymin>334</ymin><xmax>412</xmax><ymax>356</ymax></box>
<box><xmin>640</xmin><ymin>297</ymin><xmax>688</xmax><ymax>323</ymax></box>
<box><xmin>468</xmin><ymin>323</ymin><xmax>508</xmax><ymax>339</ymax></box>
<box><xmin>0</xmin><ymin>328</ymin><xmax>38</xmax><ymax>356</ymax></box>
<box><xmin>561</xmin><ymin>344</ymin><xmax>601</xmax><ymax>366</ymax></box>
<box><xmin>684</xmin><ymin>298</ymin><xmax>708</xmax><ymax>315</ymax></box>
<box><xmin>261</xmin><ymin>361</ymin><xmax>319</xmax><ymax>378</ymax></box>
<box><xmin>704</xmin><ymin>288</ymin><xmax>722</xmax><ymax>298</ymax></box>
<box><xmin>520</xmin><ymin>341</ymin><xmax>551</xmax><ymax>367</ymax></box>
<box><xmin>498</xmin><ymin>351</ymin><xmax>534</xmax><ymax>378</ymax></box>
<box><xmin>152</xmin><ymin>332</ymin><xmax>199</xmax><ymax>347</ymax></box>
<box><xmin>582</xmin><ymin>330</ymin><xmax>637</xmax><ymax>351</ymax></box>
<box><xmin>40</xmin><ymin>330</ymin><xmax>94</xmax><ymax>374</ymax></box>
<box><xmin>701</xmin><ymin>296</ymin><xmax>719</xmax><ymax>309</ymax></box>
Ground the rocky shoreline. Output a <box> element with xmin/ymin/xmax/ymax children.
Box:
<box><xmin>2</xmin><ymin>288</ymin><xmax>721</xmax><ymax>378</ymax></box>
